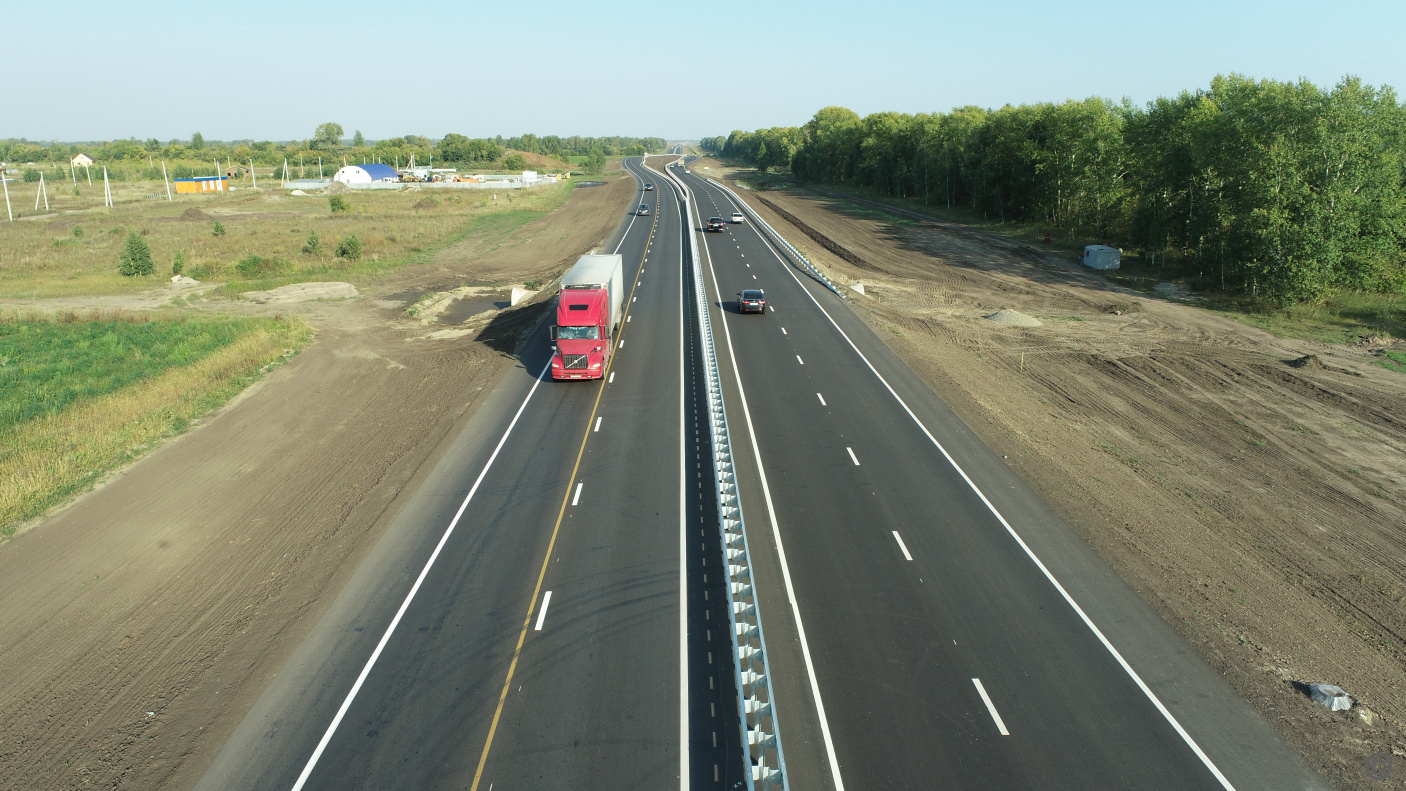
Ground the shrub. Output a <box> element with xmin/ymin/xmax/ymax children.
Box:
<box><xmin>117</xmin><ymin>232</ymin><xmax>154</xmax><ymax>276</ymax></box>
<box><xmin>73</xmin><ymin>226</ymin><xmax>83</xmax><ymax>238</ymax></box>
<box><xmin>172</xmin><ymin>250</ymin><xmax>185</xmax><ymax>275</ymax></box>
<box><xmin>503</xmin><ymin>154</ymin><xmax>527</xmax><ymax>170</ymax></box>
<box><xmin>334</xmin><ymin>234</ymin><xmax>362</xmax><ymax>261</ymax></box>
<box><xmin>235</xmin><ymin>254</ymin><xmax>290</xmax><ymax>278</ymax></box>
<box><xmin>328</xmin><ymin>195</ymin><xmax>349</xmax><ymax>213</ymax></box>
<box><xmin>301</xmin><ymin>230</ymin><xmax>320</xmax><ymax>254</ymax></box>
<box><xmin>22</xmin><ymin>169</ymin><xmax>40</xmax><ymax>183</ymax></box>
<box><xmin>211</xmin><ymin>221</ymin><xmax>226</xmax><ymax>237</ymax></box>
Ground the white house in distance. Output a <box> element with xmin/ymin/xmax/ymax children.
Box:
<box><xmin>71</xmin><ymin>153</ymin><xmax>94</xmax><ymax>168</ymax></box>
<box><xmin>333</xmin><ymin>163</ymin><xmax>400</xmax><ymax>184</ymax></box>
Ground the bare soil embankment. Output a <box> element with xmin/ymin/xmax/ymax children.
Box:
<box><xmin>710</xmin><ymin>163</ymin><xmax>1406</xmax><ymax>790</ymax></box>
<box><xmin>0</xmin><ymin>173</ymin><xmax>637</xmax><ymax>789</ymax></box>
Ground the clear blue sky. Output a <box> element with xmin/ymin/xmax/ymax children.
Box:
<box><xmin>10</xmin><ymin>0</ymin><xmax>1404</xmax><ymax>143</ymax></box>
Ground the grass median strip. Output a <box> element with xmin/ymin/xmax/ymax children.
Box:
<box><xmin>0</xmin><ymin>312</ymin><xmax>311</xmax><ymax>538</ymax></box>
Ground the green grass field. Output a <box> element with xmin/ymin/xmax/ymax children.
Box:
<box><xmin>0</xmin><ymin>311</ymin><xmax>310</xmax><ymax>537</ymax></box>
<box><xmin>0</xmin><ymin>313</ymin><xmax>280</xmax><ymax>428</ymax></box>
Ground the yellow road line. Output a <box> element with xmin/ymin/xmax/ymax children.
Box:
<box><xmin>468</xmin><ymin>173</ymin><xmax>661</xmax><ymax>791</ymax></box>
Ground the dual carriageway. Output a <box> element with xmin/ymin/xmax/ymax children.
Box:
<box><xmin>196</xmin><ymin>154</ymin><xmax>1328</xmax><ymax>790</ymax></box>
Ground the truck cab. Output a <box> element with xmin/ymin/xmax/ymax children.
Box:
<box><xmin>550</xmin><ymin>254</ymin><xmax>624</xmax><ymax>380</ymax></box>
<box><xmin>551</xmin><ymin>290</ymin><xmax>609</xmax><ymax>378</ymax></box>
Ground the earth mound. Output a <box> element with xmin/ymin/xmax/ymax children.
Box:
<box><xmin>983</xmin><ymin>308</ymin><xmax>1042</xmax><ymax>327</ymax></box>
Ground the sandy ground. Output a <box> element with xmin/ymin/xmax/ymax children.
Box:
<box><xmin>704</xmin><ymin>162</ymin><xmax>1406</xmax><ymax>790</ymax></box>
<box><xmin>0</xmin><ymin>173</ymin><xmax>637</xmax><ymax>789</ymax></box>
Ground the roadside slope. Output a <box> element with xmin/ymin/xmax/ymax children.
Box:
<box><xmin>720</xmin><ymin>169</ymin><xmax>1406</xmax><ymax>790</ymax></box>
<box><xmin>0</xmin><ymin>176</ymin><xmax>637</xmax><ymax>790</ymax></box>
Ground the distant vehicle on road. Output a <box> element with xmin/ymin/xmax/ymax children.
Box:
<box><xmin>551</xmin><ymin>254</ymin><xmax>624</xmax><ymax>380</ymax></box>
<box><xmin>637</xmin><ymin>204</ymin><xmax>650</xmax><ymax>216</ymax></box>
<box><xmin>706</xmin><ymin>217</ymin><xmax>725</xmax><ymax>232</ymax></box>
<box><xmin>644</xmin><ymin>183</ymin><xmax>654</xmax><ymax>191</ymax></box>
<box><xmin>730</xmin><ymin>212</ymin><xmax>744</xmax><ymax>223</ymax></box>
<box><xmin>736</xmin><ymin>289</ymin><xmax>766</xmax><ymax>313</ymax></box>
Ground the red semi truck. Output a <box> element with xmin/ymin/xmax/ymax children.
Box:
<box><xmin>550</xmin><ymin>253</ymin><xmax>625</xmax><ymax>380</ymax></box>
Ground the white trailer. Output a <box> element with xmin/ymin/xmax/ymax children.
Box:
<box><xmin>1081</xmin><ymin>245</ymin><xmax>1121</xmax><ymax>270</ymax></box>
<box><xmin>561</xmin><ymin>254</ymin><xmax>625</xmax><ymax>334</ymax></box>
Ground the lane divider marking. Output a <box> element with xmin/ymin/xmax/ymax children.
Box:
<box><xmin>796</xmin><ymin>355</ymin><xmax>804</xmax><ymax>365</ymax></box>
<box><xmin>534</xmin><ymin>591</ymin><xmax>553</xmax><ymax>631</ymax></box>
<box><xmin>288</xmin><ymin>356</ymin><xmax>554</xmax><ymax>791</ymax></box>
<box><xmin>594</xmin><ymin>417</ymin><xmax>602</xmax><ymax>433</ymax></box>
<box><xmin>847</xmin><ymin>447</ymin><xmax>860</xmax><ymax>466</ymax></box>
<box><xmin>816</xmin><ymin>393</ymin><xmax>826</xmax><ymax>406</ymax></box>
<box><xmin>972</xmin><ymin>678</ymin><xmax>1010</xmax><ymax>736</ymax></box>
<box><xmin>892</xmin><ymin>531</ymin><xmax>913</xmax><ymax>561</ymax></box>
<box><xmin>468</xmin><ymin>160</ymin><xmax>661</xmax><ymax>791</ymax></box>
<box><xmin>693</xmin><ymin>171</ymin><xmax>1236</xmax><ymax>790</ymax></box>
<box><xmin>572</xmin><ymin>482</ymin><xmax>582</xmax><ymax>506</ymax></box>
<box><xmin>685</xmin><ymin>170</ymin><xmax>843</xmax><ymax>791</ymax></box>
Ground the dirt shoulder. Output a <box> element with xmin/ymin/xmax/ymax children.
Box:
<box><xmin>0</xmin><ymin>173</ymin><xmax>637</xmax><ymax>789</ymax></box>
<box><xmin>704</xmin><ymin>161</ymin><xmax>1406</xmax><ymax>789</ymax></box>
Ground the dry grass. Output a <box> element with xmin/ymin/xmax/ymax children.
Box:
<box><xmin>0</xmin><ymin>316</ymin><xmax>311</xmax><ymax>539</ymax></box>
<box><xmin>0</xmin><ymin>179</ymin><xmax>574</xmax><ymax>298</ymax></box>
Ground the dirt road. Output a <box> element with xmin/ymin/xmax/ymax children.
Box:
<box><xmin>713</xmin><ymin>165</ymin><xmax>1406</xmax><ymax>790</ymax></box>
<box><xmin>0</xmin><ymin>173</ymin><xmax>637</xmax><ymax>789</ymax></box>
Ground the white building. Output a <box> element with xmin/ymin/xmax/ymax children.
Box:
<box><xmin>333</xmin><ymin>163</ymin><xmax>400</xmax><ymax>184</ymax></box>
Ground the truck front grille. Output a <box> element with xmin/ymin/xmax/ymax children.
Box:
<box><xmin>563</xmin><ymin>354</ymin><xmax>588</xmax><ymax>369</ymax></box>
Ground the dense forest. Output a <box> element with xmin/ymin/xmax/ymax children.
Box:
<box><xmin>1</xmin><ymin>128</ymin><xmax>664</xmax><ymax>180</ymax></box>
<box><xmin>707</xmin><ymin>75</ymin><xmax>1406</xmax><ymax>304</ymax></box>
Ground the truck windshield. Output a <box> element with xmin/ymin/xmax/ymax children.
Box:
<box><xmin>557</xmin><ymin>325</ymin><xmax>600</xmax><ymax>340</ymax></box>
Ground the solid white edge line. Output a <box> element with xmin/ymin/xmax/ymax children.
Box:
<box><xmin>972</xmin><ymin>678</ymin><xmax>1010</xmax><ymax>736</ymax></box>
<box><xmin>572</xmin><ymin>481</ymin><xmax>583</xmax><ymax>506</ymax></box>
<box><xmin>642</xmin><ymin>156</ymin><xmax>691</xmax><ymax>789</ymax></box>
<box><xmin>892</xmin><ymin>531</ymin><xmax>913</xmax><ymax>561</ymax></box>
<box><xmin>611</xmin><ymin>158</ymin><xmax>647</xmax><ymax>254</ymax></box>
<box><xmin>846</xmin><ymin>447</ymin><xmax>860</xmax><ymax>466</ymax></box>
<box><xmin>594</xmin><ymin>416</ymin><xmax>601</xmax><ymax>433</ymax></box>
<box><xmin>289</xmin><ymin>357</ymin><xmax>553</xmax><ymax>791</ymax></box>
<box><xmin>534</xmin><ymin>590</ymin><xmax>553</xmax><ymax>631</ymax></box>
<box><xmin>683</xmin><ymin>170</ymin><xmax>847</xmax><ymax>791</ymax></box>
<box><xmin>817</xmin><ymin>393</ymin><xmax>826</xmax><ymax>406</ymax></box>
<box><xmin>676</xmin><ymin>174</ymin><xmax>690</xmax><ymax>791</ymax></box>
<box><xmin>707</xmin><ymin>176</ymin><xmax>1237</xmax><ymax>791</ymax></box>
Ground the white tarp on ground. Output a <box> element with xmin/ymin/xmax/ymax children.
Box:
<box><xmin>1082</xmin><ymin>245</ymin><xmax>1121</xmax><ymax>270</ymax></box>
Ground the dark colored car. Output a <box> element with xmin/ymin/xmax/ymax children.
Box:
<box><xmin>736</xmin><ymin>289</ymin><xmax>766</xmax><ymax>313</ymax></box>
<box><xmin>644</xmin><ymin>183</ymin><xmax>654</xmax><ymax>191</ymax></box>
<box><xmin>638</xmin><ymin>204</ymin><xmax>650</xmax><ymax>216</ymax></box>
<box><xmin>706</xmin><ymin>217</ymin><xmax>726</xmax><ymax>232</ymax></box>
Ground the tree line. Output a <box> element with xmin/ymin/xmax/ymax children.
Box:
<box><xmin>712</xmin><ymin>75</ymin><xmax>1406</xmax><ymax>303</ymax></box>
<box><xmin>2</xmin><ymin>126</ymin><xmax>663</xmax><ymax>176</ymax></box>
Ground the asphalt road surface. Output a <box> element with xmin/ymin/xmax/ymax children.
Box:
<box><xmin>673</xmin><ymin>161</ymin><xmax>1329</xmax><ymax>791</ymax></box>
<box><xmin>198</xmin><ymin>154</ymin><xmax>1329</xmax><ymax>791</ymax></box>
<box><xmin>198</xmin><ymin>158</ymin><xmax>742</xmax><ymax>790</ymax></box>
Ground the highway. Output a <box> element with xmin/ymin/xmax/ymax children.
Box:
<box><xmin>671</xmin><ymin>161</ymin><xmax>1329</xmax><ymax>791</ymax></box>
<box><xmin>198</xmin><ymin>157</ymin><xmax>740</xmax><ymax>789</ymax></box>
<box><xmin>196</xmin><ymin>151</ymin><xmax>1328</xmax><ymax>790</ymax></box>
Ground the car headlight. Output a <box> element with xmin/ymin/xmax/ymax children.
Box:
<box><xmin>590</xmin><ymin>362</ymin><xmax>601</xmax><ymax>369</ymax></box>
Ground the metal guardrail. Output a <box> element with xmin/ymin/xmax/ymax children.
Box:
<box><xmin>664</xmin><ymin>160</ymin><xmax>788</xmax><ymax>791</ymax></box>
<box><xmin>706</xmin><ymin>178</ymin><xmax>846</xmax><ymax>301</ymax></box>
